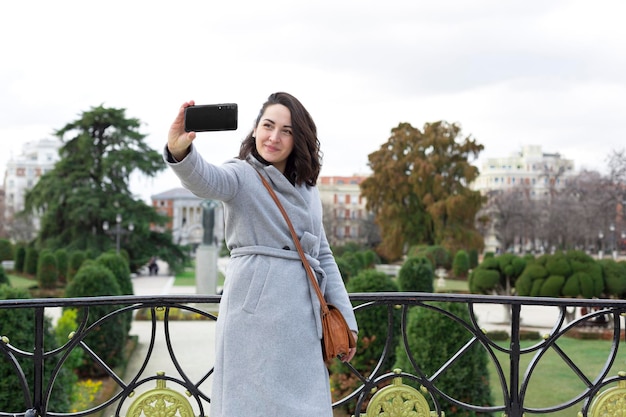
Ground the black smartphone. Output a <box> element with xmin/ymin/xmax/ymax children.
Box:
<box><xmin>184</xmin><ymin>103</ymin><xmax>238</xmax><ymax>132</ymax></box>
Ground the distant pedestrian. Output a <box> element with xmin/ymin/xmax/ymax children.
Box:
<box><xmin>165</xmin><ymin>92</ymin><xmax>358</xmax><ymax>416</ymax></box>
<box><xmin>148</xmin><ymin>257</ymin><xmax>159</xmax><ymax>276</ymax></box>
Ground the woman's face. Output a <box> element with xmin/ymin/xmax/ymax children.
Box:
<box><xmin>254</xmin><ymin>104</ymin><xmax>294</xmax><ymax>173</ymax></box>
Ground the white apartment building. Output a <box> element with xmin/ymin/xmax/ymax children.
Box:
<box><xmin>318</xmin><ymin>175</ymin><xmax>371</xmax><ymax>247</ymax></box>
<box><xmin>472</xmin><ymin>145</ymin><xmax>575</xmax><ymax>197</ymax></box>
<box><xmin>3</xmin><ymin>138</ymin><xmax>62</xmax><ymax>236</ymax></box>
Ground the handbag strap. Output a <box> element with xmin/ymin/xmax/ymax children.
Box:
<box><xmin>253</xmin><ymin>169</ymin><xmax>330</xmax><ymax>315</ymax></box>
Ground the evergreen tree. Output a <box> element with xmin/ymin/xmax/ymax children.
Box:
<box><xmin>23</xmin><ymin>105</ymin><xmax>187</xmax><ymax>273</ymax></box>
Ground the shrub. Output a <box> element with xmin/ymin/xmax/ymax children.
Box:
<box><xmin>0</xmin><ymin>265</ymin><xmax>9</xmax><ymax>286</ymax></box>
<box><xmin>96</xmin><ymin>252</ymin><xmax>133</xmax><ymax>295</ymax></box>
<box><xmin>469</xmin><ymin>269</ymin><xmax>500</xmax><ymax>294</ymax></box>
<box><xmin>516</xmin><ymin>264</ymin><xmax>548</xmax><ymax>296</ymax></box>
<box><xmin>95</xmin><ymin>252</ymin><xmax>133</xmax><ymax>335</ymax></box>
<box><xmin>539</xmin><ymin>275</ymin><xmax>565</xmax><ymax>297</ymax></box>
<box><xmin>452</xmin><ymin>250</ymin><xmax>470</xmax><ymax>279</ymax></box>
<box><xmin>64</xmin><ymin>263</ymin><xmax>126</xmax><ymax>377</ymax></box>
<box><xmin>422</xmin><ymin>245</ymin><xmax>452</xmax><ymax>269</ymax></box>
<box><xmin>54</xmin><ymin>249</ymin><xmax>69</xmax><ymax>283</ymax></box>
<box><xmin>562</xmin><ymin>272</ymin><xmax>595</xmax><ymax>298</ymax></box>
<box><xmin>398</xmin><ymin>256</ymin><xmax>434</xmax><ymax>292</ymax></box>
<box><xmin>601</xmin><ymin>259</ymin><xmax>626</xmax><ymax>298</ymax></box>
<box><xmin>0</xmin><ymin>286</ymin><xmax>74</xmax><ymax>412</ymax></box>
<box><xmin>67</xmin><ymin>250</ymin><xmax>87</xmax><ymax>282</ymax></box>
<box><xmin>14</xmin><ymin>246</ymin><xmax>26</xmax><ymax>273</ymax></box>
<box><xmin>24</xmin><ymin>247</ymin><xmax>38</xmax><ymax>276</ymax></box>
<box><xmin>330</xmin><ymin>270</ymin><xmax>399</xmax><ymax>414</ymax></box>
<box><xmin>37</xmin><ymin>252</ymin><xmax>59</xmax><ymax>290</ymax></box>
<box><xmin>394</xmin><ymin>302</ymin><xmax>493</xmax><ymax>416</ymax></box>
<box><xmin>546</xmin><ymin>255</ymin><xmax>572</xmax><ymax>277</ymax></box>
<box><xmin>486</xmin><ymin>330</ymin><xmax>509</xmax><ymax>341</ymax></box>
<box><xmin>0</xmin><ymin>239</ymin><xmax>13</xmax><ymax>261</ymax></box>
<box><xmin>468</xmin><ymin>249</ymin><xmax>479</xmax><ymax>269</ymax></box>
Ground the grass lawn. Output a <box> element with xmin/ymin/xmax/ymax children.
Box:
<box><xmin>435</xmin><ymin>278</ymin><xmax>468</xmax><ymax>293</ymax></box>
<box><xmin>7</xmin><ymin>274</ymin><xmax>38</xmax><ymax>290</ymax></box>
<box><xmin>173</xmin><ymin>268</ymin><xmax>225</xmax><ymax>288</ymax></box>
<box><xmin>488</xmin><ymin>337</ymin><xmax>626</xmax><ymax>416</ymax></box>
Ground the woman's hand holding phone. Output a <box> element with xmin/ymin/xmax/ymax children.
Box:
<box><xmin>168</xmin><ymin>101</ymin><xmax>196</xmax><ymax>161</ymax></box>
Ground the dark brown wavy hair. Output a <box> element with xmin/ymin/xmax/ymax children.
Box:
<box><xmin>239</xmin><ymin>92</ymin><xmax>322</xmax><ymax>186</ymax></box>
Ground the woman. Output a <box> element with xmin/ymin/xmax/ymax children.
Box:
<box><xmin>165</xmin><ymin>92</ymin><xmax>358</xmax><ymax>416</ymax></box>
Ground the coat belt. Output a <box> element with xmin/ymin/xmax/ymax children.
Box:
<box><xmin>229</xmin><ymin>245</ymin><xmax>326</xmax><ymax>339</ymax></box>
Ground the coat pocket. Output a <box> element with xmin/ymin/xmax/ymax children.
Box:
<box><xmin>242</xmin><ymin>257</ymin><xmax>270</xmax><ymax>314</ymax></box>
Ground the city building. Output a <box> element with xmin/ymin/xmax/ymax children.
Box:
<box><xmin>151</xmin><ymin>177</ymin><xmax>373</xmax><ymax>250</ymax></box>
<box><xmin>3</xmin><ymin>138</ymin><xmax>62</xmax><ymax>238</ymax></box>
<box><xmin>317</xmin><ymin>175</ymin><xmax>373</xmax><ymax>247</ymax></box>
<box><xmin>472</xmin><ymin>145</ymin><xmax>575</xmax><ymax>197</ymax></box>
<box><xmin>151</xmin><ymin>188</ymin><xmax>223</xmax><ymax>249</ymax></box>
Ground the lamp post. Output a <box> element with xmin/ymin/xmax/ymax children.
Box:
<box><xmin>103</xmin><ymin>214</ymin><xmax>134</xmax><ymax>253</ymax></box>
<box><xmin>610</xmin><ymin>224</ymin><xmax>616</xmax><ymax>260</ymax></box>
<box><xmin>598</xmin><ymin>231</ymin><xmax>604</xmax><ymax>259</ymax></box>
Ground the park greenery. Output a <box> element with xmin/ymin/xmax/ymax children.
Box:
<box><xmin>360</xmin><ymin>121</ymin><xmax>485</xmax><ymax>261</ymax></box>
<box><xmin>3</xmin><ymin>103</ymin><xmax>626</xmax><ymax>415</ymax></box>
<box><xmin>19</xmin><ymin>105</ymin><xmax>188</xmax><ymax>274</ymax></box>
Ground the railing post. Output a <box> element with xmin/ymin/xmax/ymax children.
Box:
<box><xmin>32</xmin><ymin>307</ymin><xmax>45</xmax><ymax>417</ymax></box>
<box><xmin>509</xmin><ymin>304</ymin><xmax>522</xmax><ymax>417</ymax></box>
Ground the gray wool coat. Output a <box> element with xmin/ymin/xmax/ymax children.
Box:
<box><xmin>165</xmin><ymin>145</ymin><xmax>358</xmax><ymax>417</ymax></box>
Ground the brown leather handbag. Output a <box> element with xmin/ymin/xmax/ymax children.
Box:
<box><xmin>255</xmin><ymin>169</ymin><xmax>355</xmax><ymax>362</ymax></box>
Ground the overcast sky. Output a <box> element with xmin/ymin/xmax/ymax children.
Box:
<box><xmin>2</xmin><ymin>0</ymin><xmax>625</xmax><ymax>202</ymax></box>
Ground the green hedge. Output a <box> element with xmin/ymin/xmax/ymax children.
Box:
<box><xmin>394</xmin><ymin>302</ymin><xmax>493</xmax><ymax>416</ymax></box>
<box><xmin>0</xmin><ymin>286</ymin><xmax>74</xmax><ymax>412</ymax></box>
<box><xmin>398</xmin><ymin>256</ymin><xmax>433</xmax><ymax>292</ymax></box>
<box><xmin>64</xmin><ymin>263</ymin><xmax>126</xmax><ymax>377</ymax></box>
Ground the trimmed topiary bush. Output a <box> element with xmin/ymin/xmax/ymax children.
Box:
<box><xmin>37</xmin><ymin>251</ymin><xmax>59</xmax><ymax>290</ymax></box>
<box><xmin>54</xmin><ymin>249</ymin><xmax>69</xmax><ymax>283</ymax></box>
<box><xmin>330</xmin><ymin>269</ymin><xmax>400</xmax><ymax>414</ymax></box>
<box><xmin>96</xmin><ymin>252</ymin><xmax>133</xmax><ymax>295</ymax></box>
<box><xmin>452</xmin><ymin>250</ymin><xmax>470</xmax><ymax>279</ymax></box>
<box><xmin>24</xmin><ymin>247</ymin><xmax>38</xmax><ymax>276</ymax></box>
<box><xmin>539</xmin><ymin>275</ymin><xmax>565</xmax><ymax>297</ymax></box>
<box><xmin>546</xmin><ymin>255</ymin><xmax>572</xmax><ymax>277</ymax></box>
<box><xmin>96</xmin><ymin>252</ymin><xmax>133</xmax><ymax>335</ymax></box>
<box><xmin>0</xmin><ymin>286</ymin><xmax>74</xmax><ymax>413</ymax></box>
<box><xmin>394</xmin><ymin>301</ymin><xmax>493</xmax><ymax>416</ymax></box>
<box><xmin>469</xmin><ymin>268</ymin><xmax>500</xmax><ymax>294</ymax></box>
<box><xmin>398</xmin><ymin>256</ymin><xmax>434</xmax><ymax>292</ymax></box>
<box><xmin>14</xmin><ymin>245</ymin><xmax>26</xmax><ymax>273</ymax></box>
<box><xmin>0</xmin><ymin>265</ymin><xmax>9</xmax><ymax>286</ymax></box>
<box><xmin>468</xmin><ymin>249</ymin><xmax>479</xmax><ymax>269</ymax></box>
<box><xmin>601</xmin><ymin>259</ymin><xmax>626</xmax><ymax>298</ymax></box>
<box><xmin>422</xmin><ymin>245</ymin><xmax>452</xmax><ymax>270</ymax></box>
<box><xmin>67</xmin><ymin>250</ymin><xmax>87</xmax><ymax>282</ymax></box>
<box><xmin>64</xmin><ymin>263</ymin><xmax>126</xmax><ymax>377</ymax></box>
<box><xmin>516</xmin><ymin>264</ymin><xmax>548</xmax><ymax>296</ymax></box>
<box><xmin>0</xmin><ymin>239</ymin><xmax>13</xmax><ymax>261</ymax></box>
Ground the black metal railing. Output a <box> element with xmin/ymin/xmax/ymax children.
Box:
<box><xmin>1</xmin><ymin>293</ymin><xmax>626</xmax><ymax>417</ymax></box>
